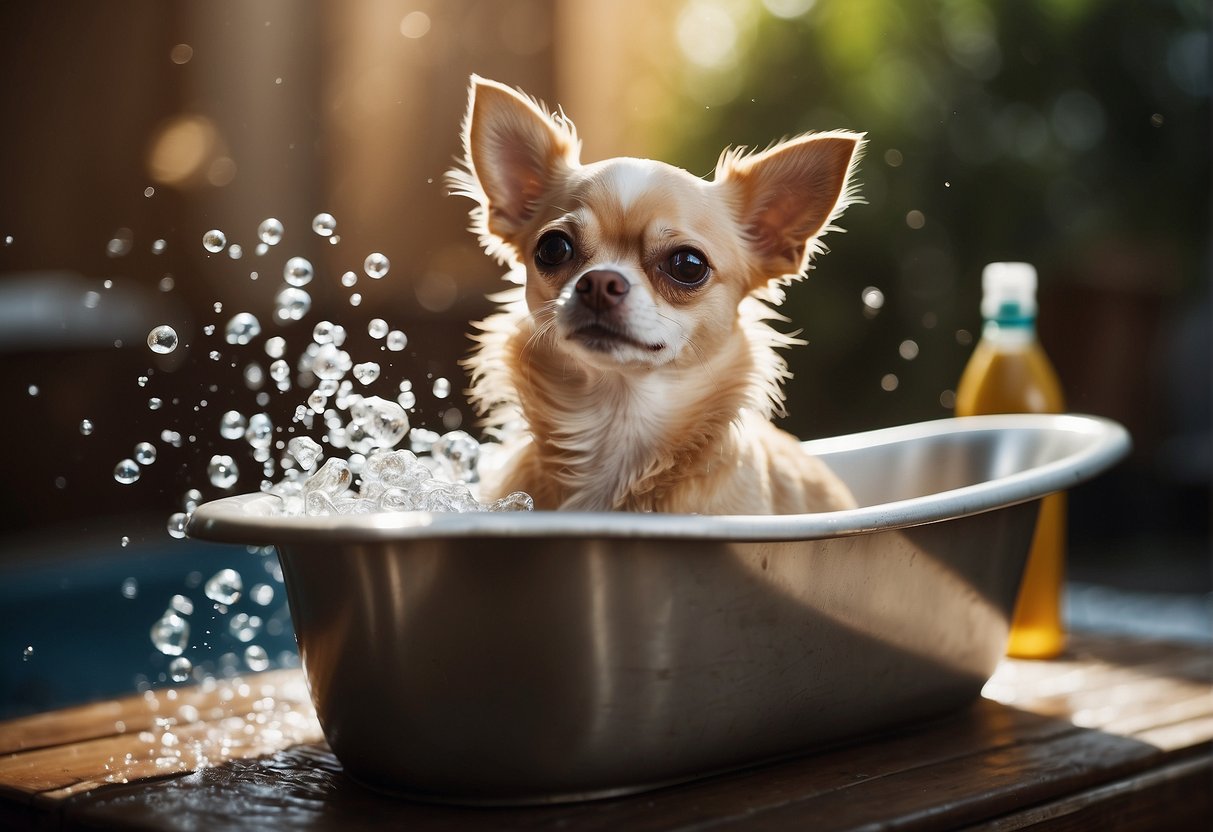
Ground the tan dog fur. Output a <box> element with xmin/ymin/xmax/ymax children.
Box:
<box><xmin>449</xmin><ymin>76</ymin><xmax>863</xmax><ymax>514</ymax></box>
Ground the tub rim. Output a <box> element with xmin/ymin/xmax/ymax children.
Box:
<box><xmin>186</xmin><ymin>413</ymin><xmax>1130</xmax><ymax>546</ymax></box>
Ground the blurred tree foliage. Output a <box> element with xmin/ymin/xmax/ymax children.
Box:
<box><xmin>658</xmin><ymin>0</ymin><xmax>1209</xmax><ymax>437</ymax></box>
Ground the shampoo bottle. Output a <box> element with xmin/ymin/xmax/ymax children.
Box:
<box><xmin>956</xmin><ymin>262</ymin><xmax>1066</xmax><ymax>659</ymax></box>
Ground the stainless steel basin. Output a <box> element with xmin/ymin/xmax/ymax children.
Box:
<box><xmin>188</xmin><ymin>413</ymin><xmax>1130</xmax><ymax>804</ymax></box>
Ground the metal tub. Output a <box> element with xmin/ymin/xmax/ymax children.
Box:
<box><xmin>188</xmin><ymin>413</ymin><xmax>1130</xmax><ymax>804</ymax></box>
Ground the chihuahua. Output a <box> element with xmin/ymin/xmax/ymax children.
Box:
<box><xmin>449</xmin><ymin>76</ymin><xmax>863</xmax><ymax>514</ymax></box>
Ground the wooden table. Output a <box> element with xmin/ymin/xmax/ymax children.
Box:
<box><xmin>1</xmin><ymin>634</ymin><xmax>1209</xmax><ymax>830</ymax></box>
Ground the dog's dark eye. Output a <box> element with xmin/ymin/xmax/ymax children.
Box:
<box><xmin>663</xmin><ymin>248</ymin><xmax>711</xmax><ymax>286</ymax></box>
<box><xmin>534</xmin><ymin>231</ymin><xmax>574</xmax><ymax>270</ymax></box>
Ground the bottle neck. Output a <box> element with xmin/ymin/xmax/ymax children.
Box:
<box><xmin>982</xmin><ymin>317</ymin><xmax>1037</xmax><ymax>346</ymax></box>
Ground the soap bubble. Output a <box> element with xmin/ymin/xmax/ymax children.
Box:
<box><xmin>274</xmin><ymin>286</ymin><xmax>312</xmax><ymax>322</ymax></box>
<box><xmin>168</xmin><ymin>657</ymin><xmax>193</xmax><ymax>683</ymax></box>
<box><xmin>432</xmin><ymin>430</ymin><xmax>479</xmax><ymax>483</ymax></box>
<box><xmin>134</xmin><ymin>442</ymin><xmax>157</xmax><ymax>465</ymax></box>
<box><xmin>244</xmin><ymin>645</ymin><xmax>270</xmax><ymax>672</ymax></box>
<box><xmin>207</xmin><ymin>454</ymin><xmax>239</xmax><ymax>489</ymax></box>
<box><xmin>229</xmin><ymin>613</ymin><xmax>261</xmax><ymax>642</ymax></box>
<box><xmin>353</xmin><ymin>362</ymin><xmax>380</xmax><ymax>385</ymax></box>
<box><xmin>219</xmin><ymin>410</ymin><xmax>247</xmax><ymax>440</ymax></box>
<box><xmin>147</xmin><ymin>325</ymin><xmax>178</xmax><ymax>354</ymax></box>
<box><xmin>202</xmin><ymin>229</ymin><xmax>227</xmax><ymax>253</ymax></box>
<box><xmin>166</xmin><ymin>512</ymin><xmax>189</xmax><ymax>539</ymax></box>
<box><xmin>225</xmin><ymin>312</ymin><xmax>262</xmax><ymax>345</ymax></box>
<box><xmin>861</xmin><ymin>286</ymin><xmax>885</xmax><ymax>318</ymax></box>
<box><xmin>284</xmin><ymin>256</ymin><xmax>314</xmax><ymax>287</ymax></box>
<box><xmin>150</xmin><ymin>612</ymin><xmax>190</xmax><ymax>656</ymax></box>
<box><xmin>364</xmin><ymin>252</ymin><xmax>390</xmax><ymax>279</ymax></box>
<box><xmin>204</xmin><ymin>568</ymin><xmax>243</xmax><ymax>605</ymax></box>
<box><xmin>311</xmin><ymin>212</ymin><xmax>336</xmax><ymax>237</ymax></box>
<box><xmin>113</xmin><ymin>459</ymin><xmax>140</xmax><ymax>484</ymax></box>
<box><xmin>244</xmin><ymin>413</ymin><xmax>273</xmax><ymax>448</ymax></box>
<box><xmin>258</xmin><ymin>218</ymin><xmax>284</xmax><ymax>246</ymax></box>
<box><xmin>287</xmin><ymin>436</ymin><xmax>323</xmax><ymax>470</ymax></box>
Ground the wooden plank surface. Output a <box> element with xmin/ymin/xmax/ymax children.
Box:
<box><xmin>0</xmin><ymin>634</ymin><xmax>1208</xmax><ymax>831</ymax></box>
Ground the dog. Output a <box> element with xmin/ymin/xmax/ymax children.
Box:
<box><xmin>449</xmin><ymin>76</ymin><xmax>863</xmax><ymax>514</ymax></box>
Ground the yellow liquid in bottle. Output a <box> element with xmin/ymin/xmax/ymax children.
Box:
<box><xmin>956</xmin><ymin>328</ymin><xmax>1067</xmax><ymax>659</ymax></box>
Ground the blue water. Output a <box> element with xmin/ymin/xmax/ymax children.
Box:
<box><xmin>0</xmin><ymin>536</ymin><xmax>298</xmax><ymax>720</ymax></box>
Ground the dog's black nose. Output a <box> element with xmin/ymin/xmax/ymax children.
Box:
<box><xmin>575</xmin><ymin>270</ymin><xmax>629</xmax><ymax>311</ymax></box>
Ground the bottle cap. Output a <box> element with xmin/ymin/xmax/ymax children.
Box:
<box><xmin>981</xmin><ymin>262</ymin><xmax>1037</xmax><ymax>324</ymax></box>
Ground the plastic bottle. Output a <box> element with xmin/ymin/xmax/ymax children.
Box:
<box><xmin>955</xmin><ymin>262</ymin><xmax>1066</xmax><ymax>659</ymax></box>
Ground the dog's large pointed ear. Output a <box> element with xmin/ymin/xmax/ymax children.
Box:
<box><xmin>717</xmin><ymin>132</ymin><xmax>864</xmax><ymax>289</ymax></box>
<box><xmin>456</xmin><ymin>76</ymin><xmax>581</xmax><ymax>251</ymax></box>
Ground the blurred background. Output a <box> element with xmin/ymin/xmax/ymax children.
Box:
<box><xmin>0</xmin><ymin>0</ymin><xmax>1208</xmax><ymax>714</ymax></box>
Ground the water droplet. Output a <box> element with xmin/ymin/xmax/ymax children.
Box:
<box><xmin>166</xmin><ymin>512</ymin><xmax>189</xmax><ymax>539</ymax></box>
<box><xmin>274</xmin><ymin>286</ymin><xmax>311</xmax><ymax>322</ymax></box>
<box><xmin>349</xmin><ymin>293</ymin><xmax>362</xmax><ymax>307</ymax></box>
<box><xmin>880</xmin><ymin>373</ymin><xmax>899</xmax><ymax>392</ymax></box>
<box><xmin>397</xmin><ymin>390</ymin><xmax>416</xmax><ymax>409</ymax></box>
<box><xmin>287</xmin><ymin>436</ymin><xmax>323</xmax><ymax>470</ymax></box>
<box><xmin>4</xmin><ymin>235</ymin><xmax>14</xmax><ymax>246</ymax></box>
<box><xmin>230</xmin><ymin>613</ymin><xmax>262</xmax><ymax>642</ymax></box>
<box><xmin>106</xmin><ymin>229</ymin><xmax>133</xmax><ymax>258</ymax></box>
<box><xmin>269</xmin><ymin>359</ymin><xmax>290</xmax><ymax>383</ymax></box>
<box><xmin>147</xmin><ymin>325</ymin><xmax>179</xmax><ymax>354</ymax></box>
<box><xmin>170</xmin><ymin>594</ymin><xmax>194</xmax><ymax>615</ymax></box>
<box><xmin>80</xmin><ymin>419</ymin><xmax>95</xmax><ymax>436</ymax></box>
<box><xmin>205</xmin><ymin>568</ymin><xmax>243</xmax><ymax>605</ymax></box>
<box><xmin>161</xmin><ymin>429</ymin><xmax>183</xmax><ymax>447</ymax></box>
<box><xmin>150</xmin><ymin>612</ymin><xmax>189</xmax><ymax>656</ymax></box>
<box><xmin>114</xmin><ymin>459</ymin><xmax>141</xmax><ymax>484</ymax></box>
<box><xmin>224</xmin><ymin>312</ymin><xmax>262</xmax><ymax>344</ymax></box>
<box><xmin>168</xmin><ymin>657</ymin><xmax>192</xmax><ymax>683</ymax></box>
<box><xmin>353</xmin><ymin>362</ymin><xmax>380</xmax><ymax>385</ymax></box>
<box><xmin>341</xmin><ymin>271</ymin><xmax>357</xmax><ymax>287</ymax></box>
<box><xmin>22</xmin><ymin>646</ymin><xmax>33</xmax><ymax>662</ymax></box>
<box><xmin>363</xmin><ymin>252</ymin><xmax>390</xmax><ymax>279</ymax></box>
<box><xmin>245</xmin><ymin>413</ymin><xmax>273</xmax><ymax>449</ymax></box>
<box><xmin>148</xmin><ymin>397</ymin><xmax>163</xmax><ymax>411</ymax></box>
<box><xmin>899</xmin><ymin>339</ymin><xmax>919</xmax><ymax>360</ymax></box>
<box><xmin>83</xmin><ymin>290</ymin><xmax>101</xmax><ymax>309</ymax></box>
<box><xmin>219</xmin><ymin>410</ymin><xmax>247</xmax><ymax>440</ymax></box>
<box><xmin>386</xmin><ymin>330</ymin><xmax>407</xmax><ymax>351</ymax></box>
<box><xmin>182</xmin><ymin>488</ymin><xmax>203</xmax><ymax>512</ymax></box>
<box><xmin>134</xmin><ymin>442</ymin><xmax>157</xmax><ymax>465</ymax></box>
<box><xmin>311</xmin><ymin>212</ymin><xmax>336</xmax><ymax>237</ymax></box>
<box><xmin>209</xmin><ymin>350</ymin><xmax>221</xmax><ymax>361</ymax></box>
<box><xmin>939</xmin><ymin>389</ymin><xmax>957</xmax><ymax>409</ymax></box>
<box><xmin>202</xmin><ymin>229</ymin><xmax>227</xmax><ymax>253</ymax></box>
<box><xmin>207</xmin><ymin>454</ymin><xmax>239</xmax><ymax>489</ymax></box>
<box><xmin>152</xmin><ymin>239</ymin><xmax>167</xmax><ymax>254</ymax></box>
<box><xmin>368</xmin><ymin>318</ymin><xmax>388</xmax><ymax>339</ymax></box>
<box><xmin>283</xmin><ymin>256</ymin><xmax>314</xmax><ymax>287</ymax></box>
<box><xmin>120</xmin><ymin>536</ymin><xmax>130</xmax><ymax>547</ymax></box>
<box><xmin>432</xmin><ymin>377</ymin><xmax>451</xmax><ymax>399</ymax></box>
<box><xmin>258</xmin><ymin>218</ymin><xmax>284</xmax><ymax>246</ymax></box>
<box><xmin>861</xmin><ymin>287</ymin><xmax>885</xmax><ymax>311</ymax></box>
<box><xmin>121</xmin><ymin>577</ymin><xmax>138</xmax><ymax>599</ymax></box>
<box><xmin>312</xmin><ymin>321</ymin><xmax>335</xmax><ymax>345</ymax></box>
<box><xmin>244</xmin><ymin>645</ymin><xmax>270</xmax><ymax>672</ymax></box>
<box><xmin>310</xmin><ymin>343</ymin><xmax>352</xmax><ymax>380</ymax></box>
<box><xmin>250</xmin><ymin>583</ymin><xmax>275</xmax><ymax>606</ymax></box>
<box><xmin>264</xmin><ymin>336</ymin><xmax>286</xmax><ymax>359</ymax></box>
